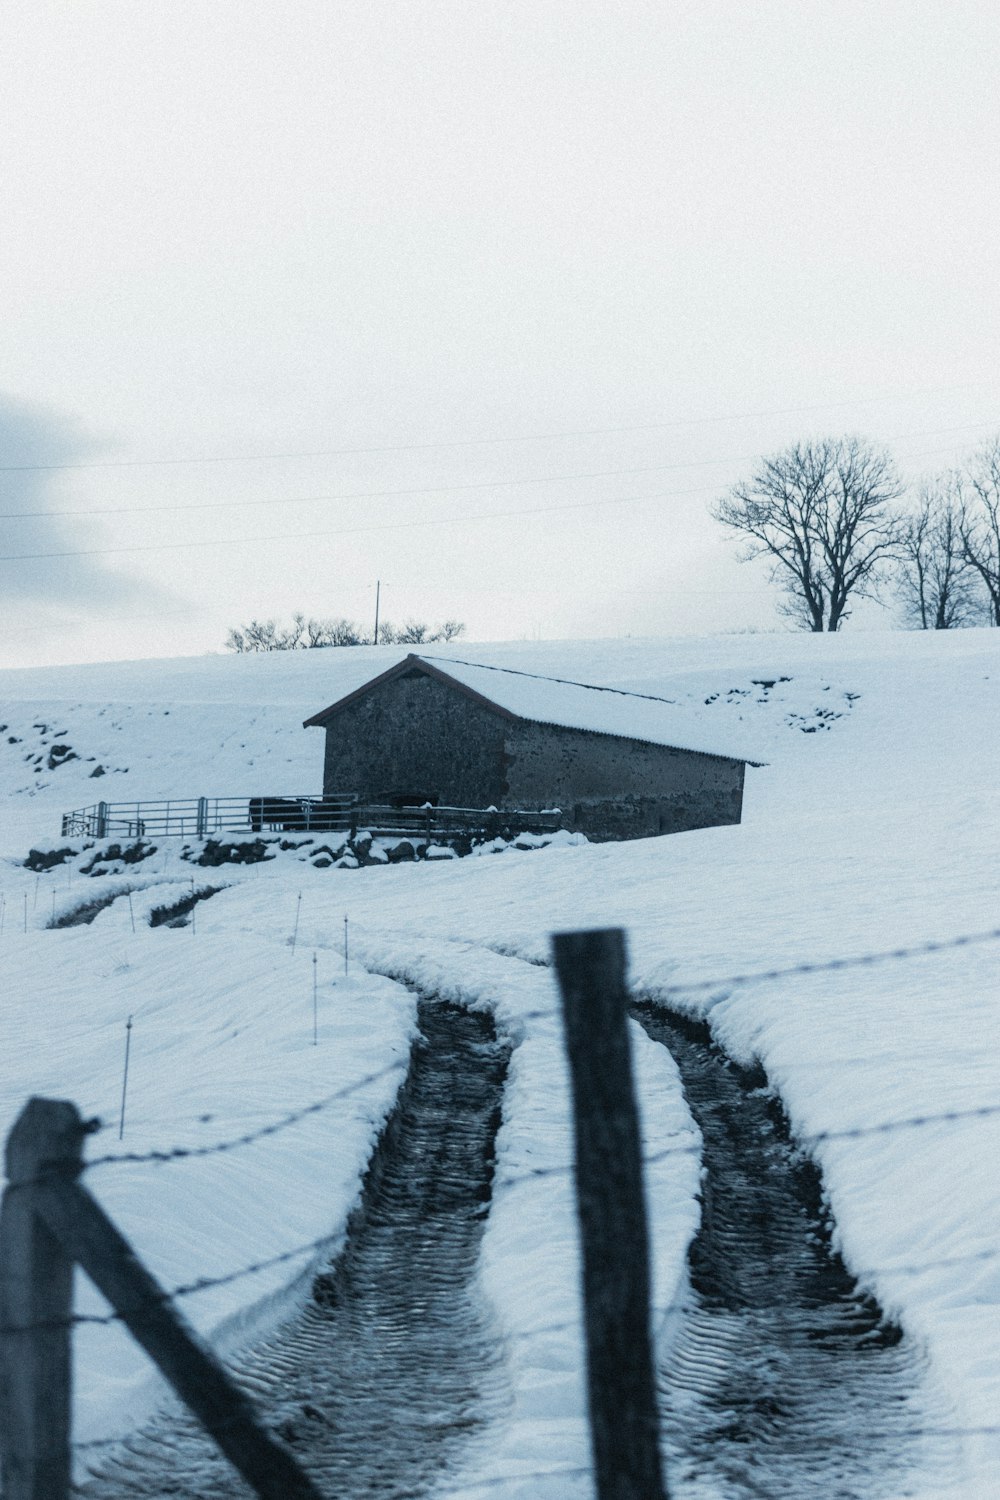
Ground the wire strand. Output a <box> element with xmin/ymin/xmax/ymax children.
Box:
<box><xmin>3</xmin><ymin>417</ymin><xmax>994</xmax><ymax>523</ymax></box>
<box><xmin>3</xmin><ymin>381</ymin><xmax>991</xmax><ymax>474</ymax></box>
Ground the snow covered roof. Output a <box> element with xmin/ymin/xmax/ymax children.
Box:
<box><xmin>304</xmin><ymin>654</ymin><xmax>762</xmax><ymax>763</ymax></box>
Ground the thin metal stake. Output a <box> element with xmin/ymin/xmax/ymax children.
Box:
<box><xmin>190</xmin><ymin>878</ymin><xmax>196</xmax><ymax>936</ymax></box>
<box><xmin>51</xmin><ymin>890</ymin><xmax>56</xmax><ymax>923</ymax></box>
<box><xmin>312</xmin><ymin>952</ymin><xmax>318</xmax><ymax>1045</ymax></box>
<box><xmin>344</xmin><ymin>914</ymin><xmax>349</xmax><ymax>976</ymax></box>
<box><xmin>291</xmin><ymin>892</ymin><xmax>302</xmax><ymax>954</ymax></box>
<box><xmin>128</xmin><ymin>891</ymin><xmax>136</xmax><ymax>934</ymax></box>
<box><xmin>33</xmin><ymin>873</ymin><xmax>40</xmax><ymax>910</ymax></box>
<box><xmin>23</xmin><ymin>891</ymin><xmax>27</xmax><ymax>933</ymax></box>
<box><xmin>119</xmin><ymin>1014</ymin><xmax>134</xmax><ymax>1140</ymax></box>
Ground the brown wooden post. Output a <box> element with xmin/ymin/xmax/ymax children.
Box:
<box><xmin>552</xmin><ymin>928</ymin><xmax>668</xmax><ymax>1500</ymax></box>
<box><xmin>2</xmin><ymin>1097</ymin><xmax>325</xmax><ymax>1500</ymax></box>
<box><xmin>0</xmin><ymin>1098</ymin><xmax>81</xmax><ymax>1500</ymax></box>
<box><xmin>35</xmin><ymin>1179</ymin><xmax>325</xmax><ymax>1500</ymax></box>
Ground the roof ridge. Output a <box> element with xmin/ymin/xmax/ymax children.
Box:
<box><xmin>426</xmin><ymin>654</ymin><xmax>682</xmax><ymax>709</ymax></box>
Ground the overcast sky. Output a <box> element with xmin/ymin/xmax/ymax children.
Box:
<box><xmin>2</xmin><ymin>1</ymin><xmax>999</xmax><ymax>668</ymax></box>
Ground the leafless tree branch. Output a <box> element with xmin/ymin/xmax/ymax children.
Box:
<box><xmin>958</xmin><ymin>437</ymin><xmax>1000</xmax><ymax>626</ymax></box>
<box><xmin>896</xmin><ymin>477</ymin><xmax>985</xmax><ymax>629</ymax></box>
<box><xmin>714</xmin><ymin>436</ymin><xmax>903</xmax><ymax>631</ymax></box>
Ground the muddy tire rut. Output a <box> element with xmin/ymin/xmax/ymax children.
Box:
<box><xmin>633</xmin><ymin>1002</ymin><xmax>957</xmax><ymax>1499</ymax></box>
<box><xmin>79</xmin><ymin>999</ymin><xmax>510</xmax><ymax>1499</ymax></box>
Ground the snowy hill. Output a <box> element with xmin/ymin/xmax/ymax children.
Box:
<box><xmin>1</xmin><ymin>629</ymin><xmax>998</xmax><ymax>1497</ymax></box>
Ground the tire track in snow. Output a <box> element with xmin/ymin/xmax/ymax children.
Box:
<box><xmin>468</xmin><ymin>938</ymin><xmax>961</xmax><ymax>1495</ymax></box>
<box><xmin>634</xmin><ymin>1002</ymin><xmax>960</xmax><ymax>1499</ymax></box>
<box><xmin>45</xmin><ymin>880</ymin><xmax>221</xmax><ymax>929</ymax></box>
<box><xmin>78</xmin><ymin>998</ymin><xmax>511</xmax><ymax>1499</ymax></box>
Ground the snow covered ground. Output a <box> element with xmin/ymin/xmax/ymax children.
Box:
<box><xmin>0</xmin><ymin>628</ymin><xmax>997</xmax><ymax>1497</ymax></box>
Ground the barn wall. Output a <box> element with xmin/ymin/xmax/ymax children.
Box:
<box><xmin>319</xmin><ymin>669</ymin><xmax>507</xmax><ymax>805</ymax></box>
<box><xmin>501</xmin><ymin>720</ymin><xmax>745</xmax><ymax>839</ymax></box>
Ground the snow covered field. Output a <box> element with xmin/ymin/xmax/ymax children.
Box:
<box><xmin>1</xmin><ymin>629</ymin><xmax>997</xmax><ymax>1497</ymax></box>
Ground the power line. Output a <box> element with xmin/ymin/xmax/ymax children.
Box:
<box><xmin>0</xmin><ymin>382</ymin><xmax>993</xmax><ymax>474</ymax></box>
<box><xmin>0</xmin><ymin>482</ymin><xmax>727</xmax><ymax>563</ymax></box>
<box><xmin>0</xmin><ymin>456</ymin><xmax>777</xmax><ymax>523</ymax></box>
<box><xmin>1</xmin><ymin>418</ymin><xmax>994</xmax><ymax>525</ymax></box>
<box><xmin>1</xmin><ymin>421</ymin><xmax>993</xmax><ymax>564</ymax></box>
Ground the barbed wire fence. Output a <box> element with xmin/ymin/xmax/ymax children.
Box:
<box><xmin>0</xmin><ymin>921</ymin><xmax>998</xmax><ymax>1497</ymax></box>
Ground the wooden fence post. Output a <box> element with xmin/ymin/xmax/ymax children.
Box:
<box><xmin>552</xmin><ymin>928</ymin><xmax>668</xmax><ymax>1500</ymax></box>
<box><xmin>0</xmin><ymin>1098</ymin><xmax>80</xmax><ymax>1500</ymax></box>
<box><xmin>1</xmin><ymin>1098</ymin><xmax>326</xmax><ymax>1500</ymax></box>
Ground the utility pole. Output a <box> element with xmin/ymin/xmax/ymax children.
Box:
<box><xmin>374</xmin><ymin>580</ymin><xmax>380</xmax><ymax>646</ymax></box>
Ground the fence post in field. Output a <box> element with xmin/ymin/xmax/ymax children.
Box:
<box><xmin>1</xmin><ymin>1098</ymin><xmax>326</xmax><ymax>1500</ymax></box>
<box><xmin>196</xmin><ymin>797</ymin><xmax>209</xmax><ymax>839</ymax></box>
<box><xmin>95</xmin><ymin>801</ymin><xmax>109</xmax><ymax>839</ymax></box>
<box><xmin>552</xmin><ymin>928</ymin><xmax>669</xmax><ymax>1500</ymax></box>
<box><xmin>0</xmin><ymin>1097</ymin><xmax>80</xmax><ymax>1500</ymax></box>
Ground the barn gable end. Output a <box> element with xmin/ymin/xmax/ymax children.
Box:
<box><xmin>313</xmin><ymin>663</ymin><xmax>510</xmax><ymax>810</ymax></box>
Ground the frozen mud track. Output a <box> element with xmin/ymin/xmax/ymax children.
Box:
<box><xmin>79</xmin><ymin>999</ymin><xmax>510</xmax><ymax>1499</ymax></box>
<box><xmin>633</xmin><ymin>1003</ymin><xmax>955</xmax><ymax>1500</ymax></box>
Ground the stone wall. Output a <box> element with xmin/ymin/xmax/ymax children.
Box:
<box><xmin>501</xmin><ymin>720</ymin><xmax>745</xmax><ymax>839</ymax></box>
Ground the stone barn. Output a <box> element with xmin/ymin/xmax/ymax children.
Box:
<box><xmin>303</xmin><ymin>654</ymin><xmax>757</xmax><ymax>841</ymax></box>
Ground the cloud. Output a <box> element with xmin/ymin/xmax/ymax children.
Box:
<box><xmin>0</xmin><ymin>394</ymin><xmax>172</xmax><ymax>619</ymax></box>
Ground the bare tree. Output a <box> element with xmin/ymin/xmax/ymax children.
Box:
<box><xmin>225</xmin><ymin>619</ymin><xmax>283</xmax><ymax>652</ymax></box>
<box><xmin>303</xmin><ymin>616</ymin><xmax>331</xmax><ymax>648</ymax></box>
<box><xmin>392</xmin><ymin>619</ymin><xmax>433</xmax><ymax>644</ymax></box>
<box><xmin>959</xmin><ymin>438</ymin><xmax>1000</xmax><ymax>625</ymax></box>
<box><xmin>714</xmin><ymin>436</ymin><xmax>903</xmax><ymax>631</ymax></box>
<box><xmin>381</xmin><ymin>618</ymin><xmax>465</xmax><ymax>645</ymax></box>
<box><xmin>305</xmin><ymin>617</ymin><xmax>367</xmax><ymax>647</ymax></box>
<box><xmin>282</xmin><ymin>613</ymin><xmax>306</xmax><ymax>649</ymax></box>
<box><xmin>896</xmin><ymin>479</ymin><xmax>983</xmax><ymax>629</ymax></box>
<box><xmin>225</xmin><ymin>613</ymin><xmax>464</xmax><ymax>651</ymax></box>
<box><xmin>435</xmin><ymin>619</ymin><xmax>465</xmax><ymax>642</ymax></box>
